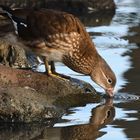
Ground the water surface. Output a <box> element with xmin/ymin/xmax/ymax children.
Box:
<box><xmin>54</xmin><ymin>0</ymin><xmax>140</xmax><ymax>139</ymax></box>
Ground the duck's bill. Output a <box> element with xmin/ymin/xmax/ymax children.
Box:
<box><xmin>106</xmin><ymin>88</ymin><xmax>114</xmax><ymax>97</ymax></box>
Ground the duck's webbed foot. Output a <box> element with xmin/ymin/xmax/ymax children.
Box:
<box><xmin>43</xmin><ymin>58</ymin><xmax>70</xmax><ymax>80</ymax></box>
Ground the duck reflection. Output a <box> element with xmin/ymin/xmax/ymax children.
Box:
<box><xmin>0</xmin><ymin>99</ymin><xmax>115</xmax><ymax>140</ymax></box>
<box><xmin>59</xmin><ymin>99</ymin><xmax>115</xmax><ymax>140</ymax></box>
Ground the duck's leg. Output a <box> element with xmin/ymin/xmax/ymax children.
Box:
<box><xmin>43</xmin><ymin>56</ymin><xmax>70</xmax><ymax>79</ymax></box>
<box><xmin>50</xmin><ymin>61</ymin><xmax>70</xmax><ymax>79</ymax></box>
<box><xmin>50</xmin><ymin>61</ymin><xmax>56</xmax><ymax>74</ymax></box>
<box><xmin>43</xmin><ymin>57</ymin><xmax>51</xmax><ymax>75</ymax></box>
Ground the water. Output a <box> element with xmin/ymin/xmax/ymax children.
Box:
<box><xmin>53</xmin><ymin>0</ymin><xmax>140</xmax><ymax>139</ymax></box>
<box><xmin>1</xmin><ymin>0</ymin><xmax>140</xmax><ymax>139</ymax></box>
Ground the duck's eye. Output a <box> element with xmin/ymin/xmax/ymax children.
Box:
<box><xmin>107</xmin><ymin>78</ymin><xmax>112</xmax><ymax>84</ymax></box>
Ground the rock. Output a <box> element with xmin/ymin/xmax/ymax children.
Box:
<box><xmin>44</xmin><ymin>0</ymin><xmax>116</xmax><ymax>15</ymax></box>
<box><xmin>87</xmin><ymin>0</ymin><xmax>116</xmax><ymax>11</ymax></box>
<box><xmin>0</xmin><ymin>87</ymin><xmax>60</xmax><ymax>122</ymax></box>
<box><xmin>0</xmin><ymin>0</ymin><xmax>116</xmax><ymax>14</ymax></box>
<box><xmin>0</xmin><ymin>23</ymin><xmax>39</xmax><ymax>68</ymax></box>
<box><xmin>0</xmin><ymin>65</ymin><xmax>99</xmax><ymax>122</ymax></box>
<box><xmin>0</xmin><ymin>39</ymin><xmax>33</xmax><ymax>68</ymax></box>
<box><xmin>0</xmin><ymin>15</ymin><xmax>39</xmax><ymax>69</ymax></box>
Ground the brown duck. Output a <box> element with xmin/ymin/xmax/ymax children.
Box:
<box><xmin>0</xmin><ymin>6</ymin><xmax>116</xmax><ymax>97</ymax></box>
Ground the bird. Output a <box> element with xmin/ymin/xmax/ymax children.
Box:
<box><xmin>0</xmin><ymin>5</ymin><xmax>116</xmax><ymax>97</ymax></box>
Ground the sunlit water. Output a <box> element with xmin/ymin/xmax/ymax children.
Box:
<box><xmin>49</xmin><ymin>0</ymin><xmax>140</xmax><ymax>139</ymax></box>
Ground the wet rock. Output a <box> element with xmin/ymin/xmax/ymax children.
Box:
<box><xmin>0</xmin><ymin>0</ymin><xmax>116</xmax><ymax>14</ymax></box>
<box><xmin>44</xmin><ymin>0</ymin><xmax>116</xmax><ymax>15</ymax></box>
<box><xmin>0</xmin><ymin>39</ymin><xmax>33</xmax><ymax>68</ymax></box>
<box><xmin>0</xmin><ymin>87</ymin><xmax>61</xmax><ymax>122</ymax></box>
<box><xmin>0</xmin><ymin>33</ymin><xmax>39</xmax><ymax>68</ymax></box>
<box><xmin>0</xmin><ymin>65</ymin><xmax>99</xmax><ymax>122</ymax></box>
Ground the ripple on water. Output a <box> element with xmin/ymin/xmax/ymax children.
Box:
<box><xmin>113</xmin><ymin>93</ymin><xmax>140</xmax><ymax>102</ymax></box>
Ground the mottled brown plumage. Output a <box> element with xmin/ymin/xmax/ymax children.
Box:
<box><xmin>0</xmin><ymin>6</ymin><xmax>116</xmax><ymax>97</ymax></box>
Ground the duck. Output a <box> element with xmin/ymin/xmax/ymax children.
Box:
<box><xmin>0</xmin><ymin>5</ymin><xmax>116</xmax><ymax>97</ymax></box>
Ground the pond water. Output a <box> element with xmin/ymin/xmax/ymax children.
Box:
<box><xmin>52</xmin><ymin>0</ymin><xmax>140</xmax><ymax>139</ymax></box>
<box><xmin>1</xmin><ymin>0</ymin><xmax>140</xmax><ymax>139</ymax></box>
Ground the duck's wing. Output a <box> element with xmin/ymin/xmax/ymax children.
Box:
<box><xmin>0</xmin><ymin>6</ymin><xmax>32</xmax><ymax>40</ymax></box>
<box><xmin>0</xmin><ymin>6</ymin><xmax>91</xmax><ymax>51</ymax></box>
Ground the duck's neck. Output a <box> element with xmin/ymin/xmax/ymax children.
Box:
<box><xmin>63</xmin><ymin>44</ymin><xmax>99</xmax><ymax>75</ymax></box>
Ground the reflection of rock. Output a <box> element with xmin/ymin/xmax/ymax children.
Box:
<box><xmin>0</xmin><ymin>99</ymin><xmax>115</xmax><ymax>139</ymax></box>
<box><xmin>115</xmin><ymin>23</ymin><xmax>140</xmax><ymax>140</ymax></box>
<box><xmin>123</xmin><ymin>26</ymin><xmax>140</xmax><ymax>44</ymax></box>
<box><xmin>0</xmin><ymin>124</ymin><xmax>48</xmax><ymax>140</ymax></box>
<box><xmin>121</xmin><ymin>25</ymin><xmax>140</xmax><ymax>94</ymax></box>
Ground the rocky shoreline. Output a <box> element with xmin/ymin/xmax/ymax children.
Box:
<box><xmin>0</xmin><ymin>64</ymin><xmax>100</xmax><ymax>122</ymax></box>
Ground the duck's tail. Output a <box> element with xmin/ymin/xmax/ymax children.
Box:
<box><xmin>0</xmin><ymin>5</ymin><xmax>27</xmax><ymax>35</ymax></box>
